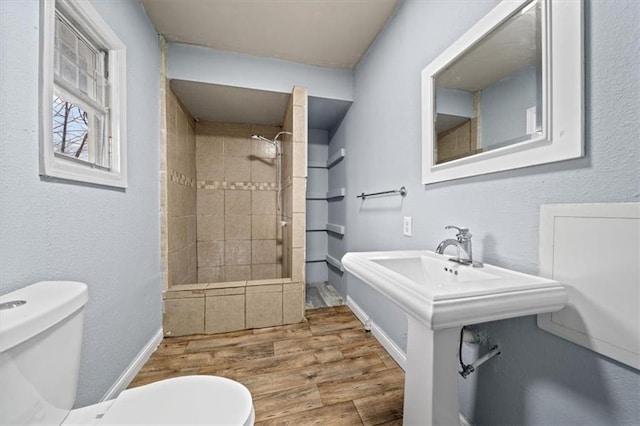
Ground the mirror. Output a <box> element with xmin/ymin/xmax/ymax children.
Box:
<box><xmin>422</xmin><ymin>0</ymin><xmax>583</xmax><ymax>184</ymax></box>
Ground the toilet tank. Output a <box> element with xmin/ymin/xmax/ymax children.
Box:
<box><xmin>0</xmin><ymin>281</ymin><xmax>88</xmax><ymax>425</ymax></box>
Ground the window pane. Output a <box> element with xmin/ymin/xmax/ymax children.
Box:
<box><xmin>52</xmin><ymin>95</ymin><xmax>89</xmax><ymax>161</ymax></box>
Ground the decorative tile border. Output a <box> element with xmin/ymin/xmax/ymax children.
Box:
<box><xmin>168</xmin><ymin>171</ymin><xmax>277</xmax><ymax>191</ymax></box>
<box><xmin>169</xmin><ymin>170</ymin><xmax>195</xmax><ymax>187</ymax></box>
<box><xmin>198</xmin><ymin>180</ymin><xmax>278</xmax><ymax>191</ymax></box>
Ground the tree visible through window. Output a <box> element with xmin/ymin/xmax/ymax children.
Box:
<box><xmin>52</xmin><ymin>96</ymin><xmax>89</xmax><ymax>161</ymax></box>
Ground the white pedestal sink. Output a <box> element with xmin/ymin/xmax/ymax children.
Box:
<box><xmin>342</xmin><ymin>251</ymin><xmax>567</xmax><ymax>425</ymax></box>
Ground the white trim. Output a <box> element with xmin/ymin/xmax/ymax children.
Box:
<box><xmin>100</xmin><ymin>328</ymin><xmax>163</xmax><ymax>402</ymax></box>
<box><xmin>39</xmin><ymin>0</ymin><xmax>128</xmax><ymax>188</ymax></box>
<box><xmin>346</xmin><ymin>296</ymin><xmax>407</xmax><ymax>371</ymax></box>
<box><xmin>422</xmin><ymin>0</ymin><xmax>583</xmax><ymax>184</ymax></box>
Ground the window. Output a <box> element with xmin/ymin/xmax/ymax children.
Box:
<box><xmin>40</xmin><ymin>0</ymin><xmax>127</xmax><ymax>188</ymax></box>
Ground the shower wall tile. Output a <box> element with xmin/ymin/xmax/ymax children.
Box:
<box><xmin>293</xmin><ymin>105</ymin><xmax>307</xmax><ymax>143</ymax></box>
<box><xmin>224</xmin><ymin>265</ymin><xmax>252</xmax><ymax>282</ymax></box>
<box><xmin>292</xmin><ymin>213</ymin><xmax>305</xmax><ymax>249</ymax></box>
<box><xmin>197</xmin><ymin>216</ymin><xmax>224</xmax><ymax>242</ymax></box>
<box><xmin>205</xmin><ymin>294</ymin><xmax>245</xmax><ymax>334</ymax></box>
<box><xmin>291</xmin><ymin>248</ymin><xmax>305</xmax><ymax>283</ymax></box>
<box><xmin>292</xmin><ymin>142</ymin><xmax>307</xmax><ymax>178</ymax></box>
<box><xmin>252</xmin><ymin>215</ymin><xmax>276</xmax><ymax>239</ymax></box>
<box><xmin>225</xmin><ymin>240</ymin><xmax>251</xmax><ymax>265</ymax></box>
<box><xmin>252</xmin><ymin>240</ymin><xmax>276</xmax><ymax>265</ymax></box>
<box><xmin>189</xmin><ymin>120</ymin><xmax>291</xmax><ymax>284</ymax></box>
<box><xmin>225</xmin><ymin>190</ymin><xmax>251</xmax><ymax>215</ymax></box>
<box><xmin>164</xmin><ymin>297</ymin><xmax>204</xmax><ymax>335</ymax></box>
<box><xmin>166</xmin><ymin>86</ymin><xmax>197</xmax><ymax>287</ymax></box>
<box><xmin>292</xmin><ymin>178</ymin><xmax>306</xmax><ymax>213</ymax></box>
<box><xmin>223</xmin><ymin>125</ymin><xmax>251</xmax><ymax>157</ymax></box>
<box><xmin>224</xmin><ymin>215</ymin><xmax>251</xmax><ymax>240</ymax></box>
<box><xmin>196</xmin><ymin>136</ymin><xmax>223</xmax><ymax>181</ymax></box>
<box><xmin>198</xmin><ymin>266</ymin><xmax>223</xmax><ymax>284</ymax></box>
<box><xmin>252</xmin><ymin>191</ymin><xmax>276</xmax><ymax>215</ymax></box>
<box><xmin>252</xmin><ymin>264</ymin><xmax>277</xmax><ymax>280</ymax></box>
<box><xmin>283</xmin><ymin>287</ymin><xmax>304</xmax><ymax>324</ymax></box>
<box><xmin>197</xmin><ymin>189</ymin><xmax>224</xmax><ymax>216</ymax></box>
<box><xmin>251</xmin><ymin>158</ymin><xmax>277</xmax><ymax>183</ymax></box>
<box><xmin>224</xmin><ymin>156</ymin><xmax>251</xmax><ymax>182</ymax></box>
<box><xmin>246</xmin><ymin>291</ymin><xmax>282</xmax><ymax>328</ymax></box>
<box><xmin>197</xmin><ymin>241</ymin><xmax>224</xmax><ymax>267</ymax></box>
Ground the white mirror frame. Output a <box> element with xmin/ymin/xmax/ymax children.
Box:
<box><xmin>422</xmin><ymin>0</ymin><xmax>583</xmax><ymax>185</ymax></box>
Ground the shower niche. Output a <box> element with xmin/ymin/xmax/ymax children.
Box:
<box><xmin>161</xmin><ymin>83</ymin><xmax>308</xmax><ymax>336</ymax></box>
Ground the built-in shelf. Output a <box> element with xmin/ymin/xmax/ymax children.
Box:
<box><xmin>326</xmin><ymin>148</ymin><xmax>345</xmax><ymax>169</ymax></box>
<box><xmin>326</xmin><ymin>223</ymin><xmax>345</xmax><ymax>236</ymax></box>
<box><xmin>326</xmin><ymin>188</ymin><xmax>346</xmax><ymax>200</ymax></box>
<box><xmin>306</xmin><ymin>252</ymin><xmax>326</xmax><ymax>263</ymax></box>
<box><xmin>305</xmin><ymin>223</ymin><xmax>345</xmax><ymax>235</ymax></box>
<box><xmin>306</xmin><ymin>192</ymin><xmax>327</xmax><ymax>200</ymax></box>
<box><xmin>326</xmin><ymin>254</ymin><xmax>344</xmax><ymax>272</ymax></box>
<box><xmin>308</xmin><ymin>160</ymin><xmax>327</xmax><ymax>169</ymax></box>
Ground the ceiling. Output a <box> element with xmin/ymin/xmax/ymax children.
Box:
<box><xmin>143</xmin><ymin>0</ymin><xmax>401</xmax><ymax>132</ymax></box>
<box><xmin>141</xmin><ymin>0</ymin><xmax>401</xmax><ymax>70</ymax></box>
<box><xmin>436</xmin><ymin>1</ymin><xmax>541</xmax><ymax>92</ymax></box>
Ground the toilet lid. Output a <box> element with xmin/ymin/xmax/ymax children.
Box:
<box><xmin>99</xmin><ymin>376</ymin><xmax>254</xmax><ymax>425</ymax></box>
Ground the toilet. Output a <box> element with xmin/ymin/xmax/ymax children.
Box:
<box><xmin>0</xmin><ymin>281</ymin><xmax>255</xmax><ymax>425</ymax></box>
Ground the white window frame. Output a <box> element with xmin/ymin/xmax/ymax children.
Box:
<box><xmin>40</xmin><ymin>0</ymin><xmax>127</xmax><ymax>188</ymax></box>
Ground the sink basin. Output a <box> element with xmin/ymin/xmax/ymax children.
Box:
<box><xmin>343</xmin><ymin>250</ymin><xmax>567</xmax><ymax>425</ymax></box>
<box><xmin>343</xmin><ymin>250</ymin><xmax>567</xmax><ymax>330</ymax></box>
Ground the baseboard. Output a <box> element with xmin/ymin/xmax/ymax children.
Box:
<box><xmin>346</xmin><ymin>296</ymin><xmax>407</xmax><ymax>371</ymax></box>
<box><xmin>100</xmin><ymin>327</ymin><xmax>163</xmax><ymax>401</ymax></box>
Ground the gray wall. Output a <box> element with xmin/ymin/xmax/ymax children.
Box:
<box><xmin>332</xmin><ymin>0</ymin><xmax>640</xmax><ymax>424</ymax></box>
<box><xmin>481</xmin><ymin>64</ymin><xmax>540</xmax><ymax>148</ymax></box>
<box><xmin>0</xmin><ymin>0</ymin><xmax>162</xmax><ymax>406</ymax></box>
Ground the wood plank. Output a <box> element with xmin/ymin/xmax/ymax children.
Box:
<box><xmin>199</xmin><ymin>347</ymin><xmax>343</xmax><ymax>380</ymax></box>
<box><xmin>253</xmin><ymin>385</ymin><xmax>324</xmax><ymax>422</ymax></box>
<box><xmin>353</xmin><ymin>389</ymin><xmax>405</xmax><ymax>425</ymax></box>
<box><xmin>309</xmin><ymin>317</ymin><xmax>364</xmax><ymax>335</ymax></box>
<box><xmin>237</xmin><ymin>353</ymin><xmax>388</xmax><ymax>397</ymax></box>
<box><xmin>128</xmin><ymin>367</ymin><xmax>200</xmax><ymax>389</ymax></box>
<box><xmin>138</xmin><ymin>352</ymin><xmax>213</xmax><ymax>372</ymax></box>
<box><xmin>317</xmin><ymin>368</ymin><xmax>405</xmax><ymax>405</ymax></box>
<box><xmin>274</xmin><ymin>330</ymin><xmax>371</xmax><ymax>356</ymax></box>
<box><xmin>255</xmin><ymin>401</ymin><xmax>363</xmax><ymax>426</ymax></box>
<box><xmin>209</xmin><ymin>342</ymin><xmax>275</xmax><ymax>365</ymax></box>
<box><xmin>152</xmin><ymin>340</ymin><xmax>188</xmax><ymax>356</ymax></box>
<box><xmin>339</xmin><ymin>339</ymin><xmax>387</xmax><ymax>359</ymax></box>
<box><xmin>185</xmin><ymin>327</ymin><xmax>313</xmax><ymax>352</ymax></box>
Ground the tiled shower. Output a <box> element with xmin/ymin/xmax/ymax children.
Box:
<box><xmin>161</xmin><ymin>81</ymin><xmax>308</xmax><ymax>336</ymax></box>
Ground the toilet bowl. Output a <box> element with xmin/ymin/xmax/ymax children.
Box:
<box><xmin>0</xmin><ymin>281</ymin><xmax>254</xmax><ymax>425</ymax></box>
<box><xmin>64</xmin><ymin>376</ymin><xmax>255</xmax><ymax>425</ymax></box>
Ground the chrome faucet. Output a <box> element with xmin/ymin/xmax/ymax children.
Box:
<box><xmin>435</xmin><ymin>225</ymin><xmax>483</xmax><ymax>267</ymax></box>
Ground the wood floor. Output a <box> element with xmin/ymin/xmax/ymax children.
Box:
<box><xmin>129</xmin><ymin>306</ymin><xmax>405</xmax><ymax>425</ymax></box>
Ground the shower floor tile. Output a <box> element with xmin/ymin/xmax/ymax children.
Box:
<box><xmin>305</xmin><ymin>281</ymin><xmax>345</xmax><ymax>309</ymax></box>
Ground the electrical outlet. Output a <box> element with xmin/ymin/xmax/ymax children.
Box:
<box><xmin>403</xmin><ymin>216</ymin><xmax>412</xmax><ymax>237</ymax></box>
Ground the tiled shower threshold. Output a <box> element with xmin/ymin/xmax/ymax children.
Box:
<box><xmin>305</xmin><ymin>281</ymin><xmax>344</xmax><ymax>309</ymax></box>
